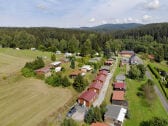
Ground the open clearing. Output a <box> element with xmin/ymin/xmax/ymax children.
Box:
<box><xmin>0</xmin><ymin>76</ymin><xmax>72</xmax><ymax>126</ymax></box>
<box><xmin>124</xmin><ymin>79</ymin><xmax>168</xmax><ymax>126</ymax></box>
<box><xmin>0</xmin><ymin>48</ymin><xmax>73</xmax><ymax>126</ymax></box>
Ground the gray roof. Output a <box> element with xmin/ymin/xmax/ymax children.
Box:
<box><xmin>116</xmin><ymin>74</ymin><xmax>126</xmax><ymax>81</ymax></box>
<box><xmin>100</xmin><ymin>66</ymin><xmax>111</xmax><ymax>71</ymax></box>
<box><xmin>104</xmin><ymin>105</ymin><xmax>127</xmax><ymax>122</ymax></box>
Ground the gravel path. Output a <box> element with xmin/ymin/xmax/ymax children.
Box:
<box><xmin>146</xmin><ymin>71</ymin><xmax>168</xmax><ymax>113</ymax></box>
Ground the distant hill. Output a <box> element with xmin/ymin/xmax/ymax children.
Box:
<box><xmin>79</xmin><ymin>23</ymin><xmax>143</xmax><ymax>32</ymax></box>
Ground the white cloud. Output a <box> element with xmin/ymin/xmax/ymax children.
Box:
<box><xmin>89</xmin><ymin>17</ymin><xmax>95</xmax><ymax>22</ymax></box>
<box><xmin>102</xmin><ymin>20</ymin><xmax>107</xmax><ymax>24</ymax></box>
<box><xmin>142</xmin><ymin>14</ymin><xmax>152</xmax><ymax>22</ymax></box>
<box><xmin>37</xmin><ymin>4</ymin><xmax>47</xmax><ymax>10</ymax></box>
<box><xmin>145</xmin><ymin>0</ymin><xmax>160</xmax><ymax>9</ymax></box>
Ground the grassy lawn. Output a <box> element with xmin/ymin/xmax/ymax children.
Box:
<box><xmin>0</xmin><ymin>75</ymin><xmax>73</xmax><ymax>126</ymax></box>
<box><xmin>124</xmin><ymin>79</ymin><xmax>168</xmax><ymax>126</ymax></box>
<box><xmin>0</xmin><ymin>48</ymin><xmax>78</xmax><ymax>126</ymax></box>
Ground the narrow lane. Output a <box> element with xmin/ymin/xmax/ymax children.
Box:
<box><xmin>146</xmin><ymin>71</ymin><xmax>168</xmax><ymax>113</ymax></box>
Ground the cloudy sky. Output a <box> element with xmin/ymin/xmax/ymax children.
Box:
<box><xmin>0</xmin><ymin>0</ymin><xmax>167</xmax><ymax>27</ymax></box>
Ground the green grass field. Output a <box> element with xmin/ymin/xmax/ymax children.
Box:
<box><xmin>0</xmin><ymin>48</ymin><xmax>74</xmax><ymax>126</ymax></box>
<box><xmin>124</xmin><ymin>79</ymin><xmax>168</xmax><ymax>126</ymax></box>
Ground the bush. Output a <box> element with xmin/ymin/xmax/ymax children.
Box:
<box><xmin>73</xmin><ymin>75</ymin><xmax>88</xmax><ymax>92</ymax></box>
<box><xmin>21</xmin><ymin>67</ymin><xmax>35</xmax><ymax>77</ymax></box>
<box><xmin>45</xmin><ymin>74</ymin><xmax>71</xmax><ymax>87</ymax></box>
<box><xmin>148</xmin><ymin>64</ymin><xmax>160</xmax><ymax>79</ymax></box>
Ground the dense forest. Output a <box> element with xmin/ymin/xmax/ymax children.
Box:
<box><xmin>0</xmin><ymin>23</ymin><xmax>168</xmax><ymax>62</ymax></box>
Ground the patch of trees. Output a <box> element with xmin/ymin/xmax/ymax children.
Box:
<box><xmin>21</xmin><ymin>57</ymin><xmax>44</xmax><ymax>77</ymax></box>
<box><xmin>61</xmin><ymin>118</ymin><xmax>79</xmax><ymax>126</ymax></box>
<box><xmin>128</xmin><ymin>64</ymin><xmax>146</xmax><ymax>80</ymax></box>
<box><xmin>140</xmin><ymin>117</ymin><xmax>168</xmax><ymax>126</ymax></box>
<box><xmin>45</xmin><ymin>73</ymin><xmax>71</xmax><ymax>87</ymax></box>
<box><xmin>72</xmin><ymin>75</ymin><xmax>88</xmax><ymax>92</ymax></box>
<box><xmin>137</xmin><ymin>79</ymin><xmax>156</xmax><ymax>107</ymax></box>
<box><xmin>84</xmin><ymin>102</ymin><xmax>106</xmax><ymax>124</ymax></box>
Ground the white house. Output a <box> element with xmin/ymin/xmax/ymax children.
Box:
<box><xmin>65</xmin><ymin>52</ymin><xmax>72</xmax><ymax>57</ymax></box>
<box><xmin>81</xmin><ymin>65</ymin><xmax>92</xmax><ymax>72</ymax></box>
<box><xmin>31</xmin><ymin>48</ymin><xmax>36</xmax><ymax>51</ymax></box>
<box><xmin>56</xmin><ymin>51</ymin><xmax>61</xmax><ymax>54</ymax></box>
<box><xmin>51</xmin><ymin>61</ymin><xmax>61</xmax><ymax>67</ymax></box>
<box><xmin>55</xmin><ymin>67</ymin><xmax>62</xmax><ymax>72</ymax></box>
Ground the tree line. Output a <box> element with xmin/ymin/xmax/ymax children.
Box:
<box><xmin>0</xmin><ymin>23</ymin><xmax>168</xmax><ymax>61</ymax></box>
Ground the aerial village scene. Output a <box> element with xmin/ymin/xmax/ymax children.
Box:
<box><xmin>0</xmin><ymin>0</ymin><xmax>168</xmax><ymax>126</ymax></box>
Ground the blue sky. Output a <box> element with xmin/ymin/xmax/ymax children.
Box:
<box><xmin>0</xmin><ymin>0</ymin><xmax>167</xmax><ymax>27</ymax></box>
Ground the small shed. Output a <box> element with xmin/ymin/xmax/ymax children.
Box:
<box><xmin>104</xmin><ymin>105</ymin><xmax>127</xmax><ymax>126</ymax></box>
<box><xmin>51</xmin><ymin>61</ymin><xmax>61</xmax><ymax>67</ymax></box>
<box><xmin>30</xmin><ymin>48</ymin><xmax>36</xmax><ymax>51</ymax></box>
<box><xmin>55</xmin><ymin>67</ymin><xmax>62</xmax><ymax>72</ymax></box>
<box><xmin>112</xmin><ymin>91</ymin><xmax>125</xmax><ymax>105</ymax></box>
<box><xmin>100</xmin><ymin>66</ymin><xmax>111</xmax><ymax>73</ymax></box>
<box><xmin>116</xmin><ymin>74</ymin><xmax>126</xmax><ymax>82</ymax></box>
<box><xmin>69</xmin><ymin>70</ymin><xmax>83</xmax><ymax>78</ymax></box>
<box><xmin>81</xmin><ymin>65</ymin><xmax>92</xmax><ymax>72</ymax></box>
<box><xmin>56</xmin><ymin>50</ymin><xmax>61</xmax><ymax>54</ymax></box>
<box><xmin>35</xmin><ymin>66</ymin><xmax>51</xmax><ymax>77</ymax></box>
<box><xmin>113</xmin><ymin>82</ymin><xmax>126</xmax><ymax>91</ymax></box>
<box><xmin>78</xmin><ymin>90</ymin><xmax>97</xmax><ymax>107</ymax></box>
<box><xmin>104</xmin><ymin>60</ymin><xmax>113</xmax><ymax>66</ymax></box>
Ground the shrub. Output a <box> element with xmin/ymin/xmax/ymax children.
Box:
<box><xmin>21</xmin><ymin>67</ymin><xmax>35</xmax><ymax>77</ymax></box>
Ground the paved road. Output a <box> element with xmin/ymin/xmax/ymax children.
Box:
<box><xmin>93</xmin><ymin>58</ymin><xmax>118</xmax><ymax>107</ymax></box>
<box><xmin>146</xmin><ymin>71</ymin><xmax>168</xmax><ymax>113</ymax></box>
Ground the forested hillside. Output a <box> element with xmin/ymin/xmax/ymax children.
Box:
<box><xmin>0</xmin><ymin>23</ymin><xmax>168</xmax><ymax>62</ymax></box>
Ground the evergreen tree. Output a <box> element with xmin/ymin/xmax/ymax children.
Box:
<box><xmin>73</xmin><ymin>75</ymin><xmax>88</xmax><ymax>92</ymax></box>
<box><xmin>51</xmin><ymin>53</ymin><xmax>56</xmax><ymax>61</ymax></box>
<box><xmin>70</xmin><ymin>58</ymin><xmax>75</xmax><ymax>69</ymax></box>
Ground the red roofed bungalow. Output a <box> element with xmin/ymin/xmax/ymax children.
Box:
<box><xmin>98</xmin><ymin>70</ymin><xmax>108</xmax><ymax>77</ymax></box>
<box><xmin>88</xmin><ymin>81</ymin><xmax>103</xmax><ymax>94</ymax></box>
<box><xmin>113</xmin><ymin>82</ymin><xmax>126</xmax><ymax>91</ymax></box>
<box><xmin>104</xmin><ymin>60</ymin><xmax>113</xmax><ymax>66</ymax></box>
<box><xmin>148</xmin><ymin>54</ymin><xmax>155</xmax><ymax>60</ymax></box>
<box><xmin>91</xmin><ymin>122</ymin><xmax>109</xmax><ymax>126</ymax></box>
<box><xmin>35</xmin><ymin>66</ymin><xmax>51</xmax><ymax>77</ymax></box>
<box><xmin>93</xmin><ymin>74</ymin><xmax>106</xmax><ymax>83</ymax></box>
<box><xmin>78</xmin><ymin>90</ymin><xmax>97</xmax><ymax>107</ymax></box>
<box><xmin>112</xmin><ymin>91</ymin><xmax>125</xmax><ymax>105</ymax></box>
<box><xmin>119</xmin><ymin>50</ymin><xmax>135</xmax><ymax>58</ymax></box>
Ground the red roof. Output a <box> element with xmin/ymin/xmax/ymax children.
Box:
<box><xmin>98</xmin><ymin>70</ymin><xmax>108</xmax><ymax>76</ymax></box>
<box><xmin>89</xmin><ymin>81</ymin><xmax>103</xmax><ymax>90</ymax></box>
<box><xmin>91</xmin><ymin>122</ymin><xmax>108</xmax><ymax>126</ymax></box>
<box><xmin>35</xmin><ymin>66</ymin><xmax>51</xmax><ymax>73</ymax></box>
<box><xmin>78</xmin><ymin>90</ymin><xmax>97</xmax><ymax>102</ymax></box>
<box><xmin>114</xmin><ymin>82</ymin><xmax>126</xmax><ymax>89</ymax></box>
<box><xmin>120</xmin><ymin>51</ymin><xmax>134</xmax><ymax>55</ymax></box>
<box><xmin>105</xmin><ymin>60</ymin><xmax>113</xmax><ymax>64</ymax></box>
<box><xmin>70</xmin><ymin>70</ymin><xmax>82</xmax><ymax>76</ymax></box>
<box><xmin>94</xmin><ymin>74</ymin><xmax>106</xmax><ymax>82</ymax></box>
<box><xmin>112</xmin><ymin>91</ymin><xmax>125</xmax><ymax>101</ymax></box>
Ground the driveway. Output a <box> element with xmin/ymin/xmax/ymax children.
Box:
<box><xmin>93</xmin><ymin>58</ymin><xmax>118</xmax><ymax>107</ymax></box>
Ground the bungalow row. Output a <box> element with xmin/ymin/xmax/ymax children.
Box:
<box><xmin>78</xmin><ymin>69</ymin><xmax>109</xmax><ymax>107</ymax></box>
<box><xmin>104</xmin><ymin>74</ymin><xmax>128</xmax><ymax>126</ymax></box>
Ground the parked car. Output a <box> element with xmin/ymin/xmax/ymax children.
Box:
<box><xmin>66</xmin><ymin>107</ymin><xmax>76</xmax><ymax>117</ymax></box>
